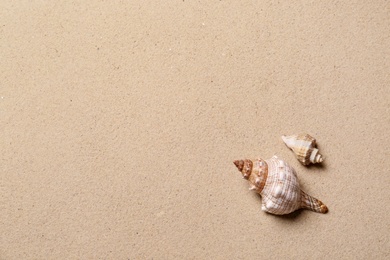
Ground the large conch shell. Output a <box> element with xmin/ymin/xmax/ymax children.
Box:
<box><xmin>233</xmin><ymin>156</ymin><xmax>328</xmax><ymax>215</ymax></box>
<box><xmin>282</xmin><ymin>134</ymin><xmax>323</xmax><ymax>165</ymax></box>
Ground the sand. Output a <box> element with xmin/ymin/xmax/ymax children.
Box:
<box><xmin>1</xmin><ymin>1</ymin><xmax>389</xmax><ymax>259</ymax></box>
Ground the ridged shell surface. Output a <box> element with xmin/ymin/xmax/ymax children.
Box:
<box><xmin>282</xmin><ymin>134</ymin><xmax>323</xmax><ymax>165</ymax></box>
<box><xmin>260</xmin><ymin>157</ymin><xmax>301</xmax><ymax>214</ymax></box>
<box><xmin>233</xmin><ymin>156</ymin><xmax>328</xmax><ymax>215</ymax></box>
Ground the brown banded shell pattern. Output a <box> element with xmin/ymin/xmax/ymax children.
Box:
<box><xmin>233</xmin><ymin>156</ymin><xmax>328</xmax><ymax>215</ymax></box>
<box><xmin>282</xmin><ymin>134</ymin><xmax>324</xmax><ymax>165</ymax></box>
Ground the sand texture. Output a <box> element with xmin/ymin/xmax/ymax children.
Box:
<box><xmin>1</xmin><ymin>1</ymin><xmax>389</xmax><ymax>259</ymax></box>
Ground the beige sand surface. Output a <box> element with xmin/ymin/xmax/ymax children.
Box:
<box><xmin>1</xmin><ymin>1</ymin><xmax>389</xmax><ymax>259</ymax></box>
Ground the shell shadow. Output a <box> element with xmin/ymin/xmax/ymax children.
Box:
<box><xmin>274</xmin><ymin>208</ymin><xmax>304</xmax><ymax>220</ymax></box>
<box><xmin>305</xmin><ymin>161</ymin><xmax>327</xmax><ymax>171</ymax></box>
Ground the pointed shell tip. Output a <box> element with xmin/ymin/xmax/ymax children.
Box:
<box><xmin>233</xmin><ymin>160</ymin><xmax>244</xmax><ymax>171</ymax></box>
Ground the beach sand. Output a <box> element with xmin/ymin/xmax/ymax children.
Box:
<box><xmin>1</xmin><ymin>1</ymin><xmax>389</xmax><ymax>259</ymax></box>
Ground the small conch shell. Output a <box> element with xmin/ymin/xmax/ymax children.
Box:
<box><xmin>282</xmin><ymin>134</ymin><xmax>324</xmax><ymax>165</ymax></box>
<box><xmin>233</xmin><ymin>156</ymin><xmax>328</xmax><ymax>215</ymax></box>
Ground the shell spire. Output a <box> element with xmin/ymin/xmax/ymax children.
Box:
<box><xmin>282</xmin><ymin>134</ymin><xmax>324</xmax><ymax>165</ymax></box>
<box><xmin>233</xmin><ymin>156</ymin><xmax>328</xmax><ymax>215</ymax></box>
<box><xmin>233</xmin><ymin>159</ymin><xmax>268</xmax><ymax>192</ymax></box>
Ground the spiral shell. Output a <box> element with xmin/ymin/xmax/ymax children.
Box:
<box><xmin>233</xmin><ymin>156</ymin><xmax>328</xmax><ymax>215</ymax></box>
<box><xmin>282</xmin><ymin>134</ymin><xmax>323</xmax><ymax>165</ymax></box>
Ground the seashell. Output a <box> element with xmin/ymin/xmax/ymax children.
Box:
<box><xmin>282</xmin><ymin>134</ymin><xmax>324</xmax><ymax>165</ymax></box>
<box><xmin>233</xmin><ymin>156</ymin><xmax>328</xmax><ymax>215</ymax></box>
